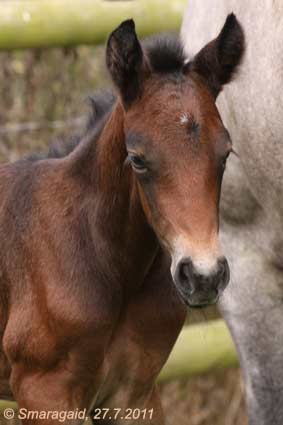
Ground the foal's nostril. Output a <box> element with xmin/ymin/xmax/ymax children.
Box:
<box><xmin>177</xmin><ymin>258</ymin><xmax>194</xmax><ymax>286</ymax></box>
<box><xmin>216</xmin><ymin>257</ymin><xmax>230</xmax><ymax>290</ymax></box>
<box><xmin>174</xmin><ymin>258</ymin><xmax>196</xmax><ymax>297</ymax></box>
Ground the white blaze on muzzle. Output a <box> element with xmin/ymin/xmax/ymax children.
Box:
<box><xmin>170</xmin><ymin>234</ymin><xmax>221</xmax><ymax>278</ymax></box>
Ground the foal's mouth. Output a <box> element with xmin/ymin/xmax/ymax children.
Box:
<box><xmin>176</xmin><ymin>287</ymin><xmax>220</xmax><ymax>309</ymax></box>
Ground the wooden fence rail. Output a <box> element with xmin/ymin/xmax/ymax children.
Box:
<box><xmin>159</xmin><ymin>319</ymin><xmax>239</xmax><ymax>382</ymax></box>
<box><xmin>0</xmin><ymin>0</ymin><xmax>187</xmax><ymax>50</ymax></box>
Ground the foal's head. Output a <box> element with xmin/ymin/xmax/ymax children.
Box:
<box><xmin>106</xmin><ymin>15</ymin><xmax>244</xmax><ymax>307</ymax></box>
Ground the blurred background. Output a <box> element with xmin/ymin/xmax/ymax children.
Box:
<box><xmin>0</xmin><ymin>1</ymin><xmax>248</xmax><ymax>424</ymax></box>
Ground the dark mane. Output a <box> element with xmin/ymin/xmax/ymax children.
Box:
<box><xmin>143</xmin><ymin>34</ymin><xmax>186</xmax><ymax>74</ymax></box>
<box><xmin>27</xmin><ymin>91</ymin><xmax>116</xmax><ymax>161</ymax></box>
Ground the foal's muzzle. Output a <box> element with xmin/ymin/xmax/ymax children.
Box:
<box><xmin>173</xmin><ymin>257</ymin><xmax>230</xmax><ymax>308</ymax></box>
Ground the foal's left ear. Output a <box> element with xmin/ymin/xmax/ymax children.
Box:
<box><xmin>185</xmin><ymin>13</ymin><xmax>245</xmax><ymax>98</ymax></box>
<box><xmin>106</xmin><ymin>19</ymin><xmax>148</xmax><ymax>108</ymax></box>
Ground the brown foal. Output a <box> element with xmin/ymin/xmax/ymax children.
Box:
<box><xmin>0</xmin><ymin>15</ymin><xmax>244</xmax><ymax>424</ymax></box>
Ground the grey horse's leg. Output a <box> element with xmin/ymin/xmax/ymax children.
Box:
<box><xmin>219</xmin><ymin>227</ymin><xmax>283</xmax><ymax>425</ymax></box>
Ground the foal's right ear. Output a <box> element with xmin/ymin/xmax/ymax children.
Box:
<box><xmin>106</xmin><ymin>19</ymin><xmax>148</xmax><ymax>109</ymax></box>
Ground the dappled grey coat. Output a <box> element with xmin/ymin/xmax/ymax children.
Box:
<box><xmin>182</xmin><ymin>1</ymin><xmax>283</xmax><ymax>425</ymax></box>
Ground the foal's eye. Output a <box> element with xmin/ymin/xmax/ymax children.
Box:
<box><xmin>127</xmin><ymin>153</ymin><xmax>148</xmax><ymax>174</ymax></box>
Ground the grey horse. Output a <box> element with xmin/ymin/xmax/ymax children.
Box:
<box><xmin>182</xmin><ymin>1</ymin><xmax>283</xmax><ymax>424</ymax></box>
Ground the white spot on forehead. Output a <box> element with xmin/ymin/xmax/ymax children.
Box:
<box><xmin>180</xmin><ymin>113</ymin><xmax>189</xmax><ymax>125</ymax></box>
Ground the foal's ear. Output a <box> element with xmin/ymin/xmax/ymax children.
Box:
<box><xmin>106</xmin><ymin>19</ymin><xmax>147</xmax><ymax>108</ymax></box>
<box><xmin>185</xmin><ymin>13</ymin><xmax>245</xmax><ymax>98</ymax></box>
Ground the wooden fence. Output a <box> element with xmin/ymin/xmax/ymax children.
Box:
<box><xmin>0</xmin><ymin>0</ymin><xmax>187</xmax><ymax>50</ymax></box>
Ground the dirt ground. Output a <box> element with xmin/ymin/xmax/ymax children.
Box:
<box><xmin>161</xmin><ymin>368</ymin><xmax>247</xmax><ymax>425</ymax></box>
<box><xmin>0</xmin><ymin>47</ymin><xmax>248</xmax><ymax>424</ymax></box>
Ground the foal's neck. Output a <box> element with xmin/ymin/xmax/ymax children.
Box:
<box><xmin>92</xmin><ymin>103</ymin><xmax>158</xmax><ymax>290</ymax></box>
